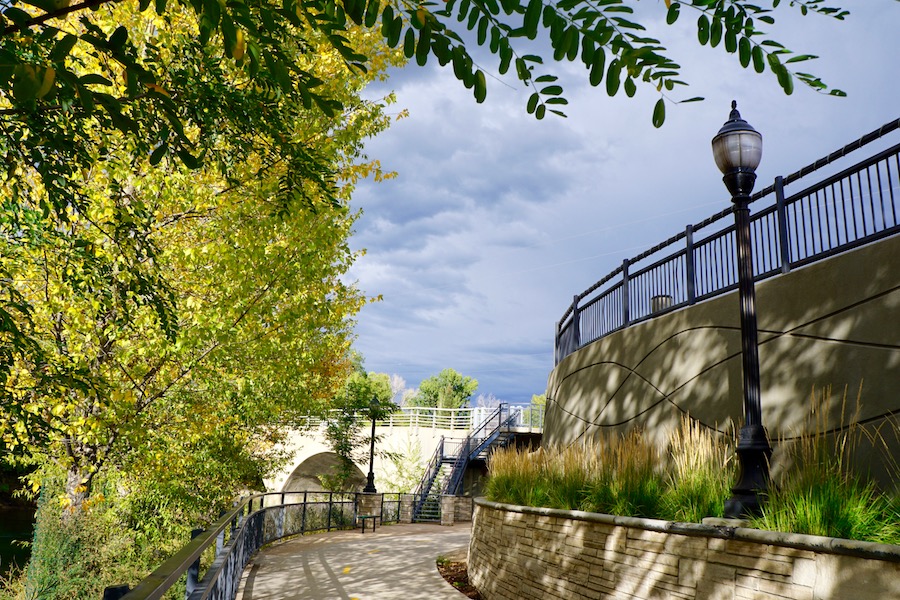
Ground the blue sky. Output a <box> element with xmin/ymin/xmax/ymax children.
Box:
<box><xmin>346</xmin><ymin>3</ymin><xmax>900</xmax><ymax>405</ymax></box>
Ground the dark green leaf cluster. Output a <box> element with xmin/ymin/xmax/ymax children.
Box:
<box><xmin>689</xmin><ymin>0</ymin><xmax>846</xmax><ymax>98</ymax></box>
<box><xmin>357</xmin><ymin>0</ymin><xmax>851</xmax><ymax>126</ymax></box>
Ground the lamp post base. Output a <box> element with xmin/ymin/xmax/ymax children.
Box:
<box><xmin>363</xmin><ymin>472</ymin><xmax>377</xmax><ymax>494</ymax></box>
<box><xmin>724</xmin><ymin>424</ymin><xmax>772</xmax><ymax>518</ymax></box>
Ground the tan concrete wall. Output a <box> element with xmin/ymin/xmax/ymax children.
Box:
<box><xmin>545</xmin><ymin>235</ymin><xmax>900</xmax><ymax>485</ymax></box>
<box><xmin>469</xmin><ymin>499</ymin><xmax>900</xmax><ymax>600</ymax></box>
<box><xmin>266</xmin><ymin>424</ymin><xmax>457</xmax><ymax>492</ymax></box>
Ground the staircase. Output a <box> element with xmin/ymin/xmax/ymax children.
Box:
<box><xmin>412</xmin><ymin>404</ymin><xmax>528</xmax><ymax>522</ymax></box>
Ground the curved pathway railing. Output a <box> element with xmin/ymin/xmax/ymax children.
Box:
<box><xmin>103</xmin><ymin>492</ymin><xmax>401</xmax><ymax>600</ymax></box>
<box><xmin>556</xmin><ymin>118</ymin><xmax>900</xmax><ymax>364</ymax></box>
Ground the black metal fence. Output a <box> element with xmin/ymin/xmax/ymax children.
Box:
<box><xmin>104</xmin><ymin>491</ymin><xmax>402</xmax><ymax>600</ymax></box>
<box><xmin>556</xmin><ymin>119</ymin><xmax>900</xmax><ymax>364</ymax></box>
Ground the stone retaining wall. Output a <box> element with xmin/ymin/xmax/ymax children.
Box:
<box><xmin>469</xmin><ymin>498</ymin><xmax>900</xmax><ymax>600</ymax></box>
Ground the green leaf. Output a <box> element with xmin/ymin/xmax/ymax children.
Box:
<box><xmin>403</xmin><ymin>27</ymin><xmax>416</xmax><ymax>58</ymax></box>
<box><xmin>623</xmin><ymin>77</ymin><xmax>635</xmax><ymax>97</ymax></box>
<box><xmin>777</xmin><ymin>67</ymin><xmax>793</xmax><ymax>95</ymax></box>
<box><xmin>751</xmin><ymin>45</ymin><xmax>765</xmax><ymax>73</ymax></box>
<box><xmin>79</xmin><ymin>74</ymin><xmax>113</xmax><ymax>86</ymax></box>
<box><xmin>499</xmin><ymin>42</ymin><xmax>513</xmax><ymax>74</ymax></box>
<box><xmin>524</xmin><ymin>0</ymin><xmax>542</xmax><ymax>40</ymax></box>
<box><xmin>589</xmin><ymin>49</ymin><xmax>605</xmax><ymax>86</ymax></box>
<box><xmin>666</xmin><ymin>2</ymin><xmax>679</xmax><ymax>25</ymax></box>
<box><xmin>477</xmin><ymin>15</ymin><xmax>489</xmax><ymax>45</ymax></box>
<box><xmin>387</xmin><ymin>17</ymin><xmax>403</xmax><ymax>47</ymax></box>
<box><xmin>605</xmin><ymin>59</ymin><xmax>620</xmax><ymax>96</ymax></box>
<box><xmin>785</xmin><ymin>54</ymin><xmax>818</xmax><ymax>64</ymax></box>
<box><xmin>149</xmin><ymin>143</ymin><xmax>168</xmax><ymax>166</ymax></box>
<box><xmin>679</xmin><ymin>96</ymin><xmax>704</xmax><ymax>103</ymax></box>
<box><xmin>738</xmin><ymin>36</ymin><xmax>751</xmax><ymax>67</ymax></box>
<box><xmin>710</xmin><ymin>16</ymin><xmax>722</xmax><ymax>47</ymax></box>
<box><xmin>536</xmin><ymin>103</ymin><xmax>546</xmax><ymax>119</ymax></box>
<box><xmin>540</xmin><ymin>85</ymin><xmax>563</xmax><ymax>95</ymax></box>
<box><xmin>473</xmin><ymin>69</ymin><xmax>486</xmax><ymax>103</ymax></box>
<box><xmin>176</xmin><ymin>148</ymin><xmax>201</xmax><ymax>170</ymax></box>
<box><xmin>652</xmin><ymin>97</ymin><xmax>665</xmax><ymax>128</ymax></box>
<box><xmin>725</xmin><ymin>29</ymin><xmax>737</xmax><ymax>53</ymax></box>
<box><xmin>697</xmin><ymin>15</ymin><xmax>710</xmax><ymax>45</ymax></box>
<box><xmin>416</xmin><ymin>25</ymin><xmax>431</xmax><ymax>66</ymax></box>
<box><xmin>526</xmin><ymin>92</ymin><xmax>539</xmax><ymax>114</ymax></box>
<box><xmin>50</xmin><ymin>35</ymin><xmax>79</xmax><ymax>62</ymax></box>
<box><xmin>364</xmin><ymin>0</ymin><xmax>379</xmax><ymax>27</ymax></box>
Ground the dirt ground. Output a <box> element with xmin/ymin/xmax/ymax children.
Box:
<box><xmin>436</xmin><ymin>548</ymin><xmax>483</xmax><ymax>599</ymax></box>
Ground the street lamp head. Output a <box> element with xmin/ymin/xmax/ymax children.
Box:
<box><xmin>712</xmin><ymin>101</ymin><xmax>762</xmax><ymax>200</ymax></box>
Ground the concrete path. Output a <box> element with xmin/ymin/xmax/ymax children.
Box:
<box><xmin>235</xmin><ymin>523</ymin><xmax>472</xmax><ymax>600</ymax></box>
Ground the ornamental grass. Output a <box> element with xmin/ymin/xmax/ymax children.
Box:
<box><xmin>485</xmin><ymin>392</ymin><xmax>900</xmax><ymax>544</ymax></box>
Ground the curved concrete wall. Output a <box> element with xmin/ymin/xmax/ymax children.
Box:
<box><xmin>545</xmin><ymin>234</ymin><xmax>900</xmax><ymax>486</ymax></box>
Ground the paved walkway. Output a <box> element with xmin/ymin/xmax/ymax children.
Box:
<box><xmin>235</xmin><ymin>523</ymin><xmax>472</xmax><ymax>600</ymax></box>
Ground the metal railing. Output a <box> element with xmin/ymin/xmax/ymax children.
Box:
<box><xmin>556</xmin><ymin>119</ymin><xmax>900</xmax><ymax>364</ymax></box>
<box><xmin>103</xmin><ymin>491</ymin><xmax>401</xmax><ymax>600</ymax></box>
<box><xmin>298</xmin><ymin>406</ymin><xmax>478</xmax><ymax>431</ymax></box>
<box><xmin>444</xmin><ymin>404</ymin><xmax>520</xmax><ymax>496</ymax></box>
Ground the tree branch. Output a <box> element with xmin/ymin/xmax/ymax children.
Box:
<box><xmin>1</xmin><ymin>0</ymin><xmax>121</xmax><ymax>37</ymax></box>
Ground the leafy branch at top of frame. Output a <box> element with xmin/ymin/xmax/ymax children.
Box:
<box><xmin>672</xmin><ymin>0</ymin><xmax>847</xmax><ymax>98</ymax></box>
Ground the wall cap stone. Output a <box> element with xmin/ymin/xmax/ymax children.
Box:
<box><xmin>474</xmin><ymin>497</ymin><xmax>900</xmax><ymax>563</ymax></box>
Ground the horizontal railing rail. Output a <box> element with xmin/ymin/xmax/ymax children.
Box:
<box><xmin>556</xmin><ymin>118</ymin><xmax>900</xmax><ymax>364</ymax></box>
<box><xmin>104</xmin><ymin>491</ymin><xmax>402</xmax><ymax>600</ymax></box>
<box><xmin>298</xmin><ymin>406</ymin><xmax>477</xmax><ymax>431</ymax></box>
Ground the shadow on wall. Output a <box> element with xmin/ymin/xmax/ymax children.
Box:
<box><xmin>469</xmin><ymin>501</ymin><xmax>900</xmax><ymax>600</ymax></box>
<box><xmin>545</xmin><ymin>234</ymin><xmax>900</xmax><ymax>489</ymax></box>
<box><xmin>280</xmin><ymin>452</ymin><xmax>367</xmax><ymax>492</ymax></box>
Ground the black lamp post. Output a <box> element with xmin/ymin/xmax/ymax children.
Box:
<box><xmin>711</xmin><ymin>101</ymin><xmax>773</xmax><ymax>518</ymax></box>
<box><xmin>363</xmin><ymin>397</ymin><xmax>378</xmax><ymax>494</ymax></box>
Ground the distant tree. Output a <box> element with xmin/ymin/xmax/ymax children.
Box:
<box><xmin>389</xmin><ymin>374</ymin><xmax>408</xmax><ymax>404</ymax></box>
<box><xmin>475</xmin><ymin>393</ymin><xmax>502</xmax><ymax>408</ymax></box>
<box><xmin>405</xmin><ymin>368</ymin><xmax>478</xmax><ymax>409</ymax></box>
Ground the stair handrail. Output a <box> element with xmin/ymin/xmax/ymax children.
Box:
<box><xmin>412</xmin><ymin>435</ymin><xmax>444</xmax><ymax>500</ymax></box>
<box><xmin>444</xmin><ymin>404</ymin><xmax>518</xmax><ymax>496</ymax></box>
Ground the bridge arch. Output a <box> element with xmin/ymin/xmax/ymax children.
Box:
<box><xmin>280</xmin><ymin>452</ymin><xmax>367</xmax><ymax>492</ymax></box>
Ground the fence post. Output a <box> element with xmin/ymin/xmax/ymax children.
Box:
<box><xmin>185</xmin><ymin>528</ymin><xmax>203</xmax><ymax>600</ymax></box>
<box><xmin>622</xmin><ymin>259</ymin><xmax>630</xmax><ymax>326</ymax></box>
<box><xmin>775</xmin><ymin>175</ymin><xmax>791</xmax><ymax>273</ymax></box>
<box><xmin>554</xmin><ymin>320</ymin><xmax>560</xmax><ymax>365</ymax></box>
<box><xmin>327</xmin><ymin>492</ymin><xmax>333</xmax><ymax>532</ymax></box>
<box><xmin>571</xmin><ymin>295</ymin><xmax>581</xmax><ymax>349</ymax></box>
<box><xmin>685</xmin><ymin>224</ymin><xmax>696</xmax><ymax>304</ymax></box>
<box><xmin>301</xmin><ymin>491</ymin><xmax>308</xmax><ymax>533</ymax></box>
<box><xmin>102</xmin><ymin>585</ymin><xmax>130</xmax><ymax>600</ymax></box>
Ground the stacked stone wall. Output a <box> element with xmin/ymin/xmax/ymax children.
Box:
<box><xmin>469</xmin><ymin>499</ymin><xmax>900</xmax><ymax>600</ymax></box>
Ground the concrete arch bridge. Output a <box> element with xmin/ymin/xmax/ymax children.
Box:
<box><xmin>265</xmin><ymin>404</ymin><xmax>544</xmax><ymax>502</ymax></box>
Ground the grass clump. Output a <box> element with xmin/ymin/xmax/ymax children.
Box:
<box><xmin>485</xmin><ymin>418</ymin><xmax>733</xmax><ymax>522</ymax></box>
<box><xmin>749</xmin><ymin>388</ymin><xmax>900</xmax><ymax>545</ymax></box>
<box><xmin>484</xmin><ymin>389</ymin><xmax>900</xmax><ymax>545</ymax></box>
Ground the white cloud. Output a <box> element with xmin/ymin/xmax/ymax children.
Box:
<box><xmin>347</xmin><ymin>3</ymin><xmax>900</xmax><ymax>403</ymax></box>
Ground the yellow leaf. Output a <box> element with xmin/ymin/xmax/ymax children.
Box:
<box><xmin>232</xmin><ymin>29</ymin><xmax>245</xmax><ymax>61</ymax></box>
<box><xmin>37</xmin><ymin>67</ymin><xmax>55</xmax><ymax>98</ymax></box>
<box><xmin>664</xmin><ymin>0</ymin><xmax>671</xmax><ymax>7</ymax></box>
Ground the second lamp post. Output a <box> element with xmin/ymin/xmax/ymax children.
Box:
<box><xmin>363</xmin><ymin>397</ymin><xmax>378</xmax><ymax>494</ymax></box>
<box><xmin>711</xmin><ymin>101</ymin><xmax>773</xmax><ymax>518</ymax></box>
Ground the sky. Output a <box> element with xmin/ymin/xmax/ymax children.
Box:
<box><xmin>345</xmin><ymin>3</ymin><xmax>900</xmax><ymax>406</ymax></box>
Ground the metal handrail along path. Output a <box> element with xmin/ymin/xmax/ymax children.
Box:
<box><xmin>103</xmin><ymin>491</ymin><xmax>401</xmax><ymax>600</ymax></box>
<box><xmin>556</xmin><ymin>119</ymin><xmax>900</xmax><ymax>364</ymax></box>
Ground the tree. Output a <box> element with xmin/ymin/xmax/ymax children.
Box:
<box><xmin>0</xmin><ymin>0</ymin><xmax>863</xmax><ymax>216</ymax></box>
<box><xmin>0</xmin><ymin>0</ymin><xmax>403</xmax><ymax>507</ymax></box>
<box><xmin>406</xmin><ymin>368</ymin><xmax>479</xmax><ymax>409</ymax></box>
<box><xmin>319</xmin><ymin>369</ymin><xmax>395</xmax><ymax>491</ymax></box>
